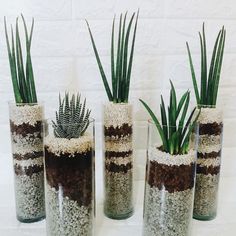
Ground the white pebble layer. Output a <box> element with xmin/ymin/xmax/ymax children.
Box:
<box><xmin>12</xmin><ymin>133</ymin><xmax>43</xmax><ymax>155</ymax></box>
<box><xmin>194</xmin><ymin>173</ymin><xmax>220</xmax><ymax>218</ymax></box>
<box><xmin>104</xmin><ymin>102</ymin><xmax>132</xmax><ymax>128</ymax></box>
<box><xmin>105</xmin><ymin>169</ymin><xmax>133</xmax><ymax>217</ymax></box>
<box><xmin>105</xmin><ymin>155</ymin><xmax>133</xmax><ymax>166</ymax></box>
<box><xmin>9</xmin><ymin>104</ymin><xmax>44</xmax><ymax>126</ymax></box>
<box><xmin>197</xmin><ymin>107</ymin><xmax>223</xmax><ymax>124</ymax></box>
<box><xmin>105</xmin><ymin>139</ymin><xmax>132</xmax><ymax>152</ymax></box>
<box><xmin>149</xmin><ymin>147</ymin><xmax>195</xmax><ymax>166</ymax></box>
<box><xmin>197</xmin><ymin>143</ymin><xmax>221</xmax><ymax>154</ymax></box>
<box><xmin>46</xmin><ymin>184</ymin><xmax>93</xmax><ymax>236</ymax></box>
<box><xmin>45</xmin><ymin>133</ymin><xmax>93</xmax><ymax>156</ymax></box>
<box><xmin>143</xmin><ymin>184</ymin><xmax>194</xmax><ymax>236</ymax></box>
<box><xmin>197</xmin><ymin>156</ymin><xmax>221</xmax><ymax>167</ymax></box>
<box><xmin>197</xmin><ymin>134</ymin><xmax>222</xmax><ymax>148</ymax></box>
<box><xmin>15</xmin><ymin>171</ymin><xmax>45</xmax><ymax>220</ymax></box>
<box><xmin>14</xmin><ymin>157</ymin><xmax>44</xmax><ymax>168</ymax></box>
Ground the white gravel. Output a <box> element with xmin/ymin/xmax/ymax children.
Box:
<box><xmin>104</xmin><ymin>102</ymin><xmax>132</xmax><ymax>128</ymax></box>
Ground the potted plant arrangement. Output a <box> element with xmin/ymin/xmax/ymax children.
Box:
<box><xmin>86</xmin><ymin>11</ymin><xmax>138</xmax><ymax>219</ymax></box>
<box><xmin>5</xmin><ymin>15</ymin><xmax>45</xmax><ymax>222</ymax></box>
<box><xmin>187</xmin><ymin>24</ymin><xmax>226</xmax><ymax>220</ymax></box>
<box><xmin>44</xmin><ymin>93</ymin><xmax>95</xmax><ymax>236</ymax></box>
<box><xmin>140</xmin><ymin>81</ymin><xmax>199</xmax><ymax>236</ymax></box>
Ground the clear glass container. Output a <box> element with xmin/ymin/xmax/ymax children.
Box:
<box><xmin>103</xmin><ymin>102</ymin><xmax>134</xmax><ymax>219</ymax></box>
<box><xmin>193</xmin><ymin>105</ymin><xmax>223</xmax><ymax>220</ymax></box>
<box><xmin>143</xmin><ymin>121</ymin><xmax>198</xmax><ymax>236</ymax></box>
<box><xmin>8</xmin><ymin>102</ymin><xmax>45</xmax><ymax>223</ymax></box>
<box><xmin>44</xmin><ymin>119</ymin><xmax>95</xmax><ymax>236</ymax></box>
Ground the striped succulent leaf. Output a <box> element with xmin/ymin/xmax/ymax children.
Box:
<box><xmin>52</xmin><ymin>93</ymin><xmax>91</xmax><ymax>139</ymax></box>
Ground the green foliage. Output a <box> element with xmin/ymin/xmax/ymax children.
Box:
<box><xmin>186</xmin><ymin>23</ymin><xmax>226</xmax><ymax>107</ymax></box>
<box><xmin>140</xmin><ymin>81</ymin><xmax>199</xmax><ymax>155</ymax></box>
<box><xmin>4</xmin><ymin>14</ymin><xmax>37</xmax><ymax>103</ymax></box>
<box><xmin>86</xmin><ymin>11</ymin><xmax>139</xmax><ymax>103</ymax></box>
<box><xmin>52</xmin><ymin>93</ymin><xmax>91</xmax><ymax>139</ymax></box>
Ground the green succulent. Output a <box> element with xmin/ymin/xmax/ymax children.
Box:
<box><xmin>140</xmin><ymin>81</ymin><xmax>199</xmax><ymax>155</ymax></box>
<box><xmin>186</xmin><ymin>23</ymin><xmax>226</xmax><ymax>107</ymax></box>
<box><xmin>86</xmin><ymin>11</ymin><xmax>139</xmax><ymax>103</ymax></box>
<box><xmin>4</xmin><ymin>14</ymin><xmax>37</xmax><ymax>104</ymax></box>
<box><xmin>52</xmin><ymin>93</ymin><xmax>91</xmax><ymax>139</ymax></box>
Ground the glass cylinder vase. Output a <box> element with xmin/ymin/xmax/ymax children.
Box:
<box><xmin>44</xmin><ymin>119</ymin><xmax>95</xmax><ymax>236</ymax></box>
<box><xmin>143</xmin><ymin>121</ymin><xmax>197</xmax><ymax>236</ymax></box>
<box><xmin>9</xmin><ymin>102</ymin><xmax>45</xmax><ymax>223</ymax></box>
<box><xmin>103</xmin><ymin>102</ymin><xmax>133</xmax><ymax>219</ymax></box>
<box><xmin>193</xmin><ymin>106</ymin><xmax>223</xmax><ymax>220</ymax></box>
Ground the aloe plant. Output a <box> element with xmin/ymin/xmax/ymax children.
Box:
<box><xmin>86</xmin><ymin>11</ymin><xmax>139</xmax><ymax>103</ymax></box>
<box><xmin>140</xmin><ymin>81</ymin><xmax>199</xmax><ymax>155</ymax></box>
<box><xmin>5</xmin><ymin>14</ymin><xmax>37</xmax><ymax>104</ymax></box>
<box><xmin>186</xmin><ymin>23</ymin><xmax>226</xmax><ymax>107</ymax></box>
<box><xmin>52</xmin><ymin>93</ymin><xmax>91</xmax><ymax>139</ymax></box>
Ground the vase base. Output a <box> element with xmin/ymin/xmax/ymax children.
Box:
<box><xmin>193</xmin><ymin>213</ymin><xmax>216</xmax><ymax>221</ymax></box>
<box><xmin>104</xmin><ymin>209</ymin><xmax>134</xmax><ymax>220</ymax></box>
<box><xmin>17</xmin><ymin>214</ymin><xmax>45</xmax><ymax>223</ymax></box>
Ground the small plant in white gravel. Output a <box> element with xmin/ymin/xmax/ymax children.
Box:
<box><xmin>44</xmin><ymin>92</ymin><xmax>94</xmax><ymax>236</ymax></box>
<box><xmin>140</xmin><ymin>81</ymin><xmax>199</xmax><ymax>236</ymax></box>
<box><xmin>5</xmin><ymin>15</ymin><xmax>45</xmax><ymax>223</ymax></box>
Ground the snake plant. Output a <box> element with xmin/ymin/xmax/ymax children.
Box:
<box><xmin>186</xmin><ymin>23</ymin><xmax>226</xmax><ymax>107</ymax></box>
<box><xmin>86</xmin><ymin>11</ymin><xmax>139</xmax><ymax>103</ymax></box>
<box><xmin>5</xmin><ymin>14</ymin><xmax>37</xmax><ymax>104</ymax></box>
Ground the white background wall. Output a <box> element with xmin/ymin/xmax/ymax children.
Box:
<box><xmin>0</xmin><ymin>0</ymin><xmax>235</xmax><ymax>178</ymax></box>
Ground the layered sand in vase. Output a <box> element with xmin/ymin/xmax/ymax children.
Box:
<box><xmin>44</xmin><ymin>134</ymin><xmax>94</xmax><ymax>236</ymax></box>
<box><xmin>104</xmin><ymin>102</ymin><xmax>133</xmax><ymax>218</ymax></box>
<box><xmin>9</xmin><ymin>104</ymin><xmax>45</xmax><ymax>222</ymax></box>
<box><xmin>194</xmin><ymin>108</ymin><xmax>223</xmax><ymax>219</ymax></box>
<box><xmin>143</xmin><ymin>148</ymin><xmax>196</xmax><ymax>236</ymax></box>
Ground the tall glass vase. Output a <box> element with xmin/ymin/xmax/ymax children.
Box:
<box><xmin>44</xmin><ymin>119</ymin><xmax>95</xmax><ymax>236</ymax></box>
<box><xmin>9</xmin><ymin>102</ymin><xmax>45</xmax><ymax>223</ymax></box>
<box><xmin>143</xmin><ymin>121</ymin><xmax>197</xmax><ymax>236</ymax></box>
<box><xmin>193</xmin><ymin>106</ymin><xmax>223</xmax><ymax>220</ymax></box>
<box><xmin>103</xmin><ymin>102</ymin><xmax>133</xmax><ymax>219</ymax></box>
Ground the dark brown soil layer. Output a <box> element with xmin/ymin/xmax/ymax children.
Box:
<box><xmin>14</xmin><ymin>164</ymin><xmax>43</xmax><ymax>177</ymax></box>
<box><xmin>45</xmin><ymin>147</ymin><xmax>93</xmax><ymax>207</ymax></box>
<box><xmin>10</xmin><ymin>120</ymin><xmax>42</xmax><ymax>137</ymax></box>
<box><xmin>147</xmin><ymin>161</ymin><xmax>195</xmax><ymax>193</ymax></box>
<box><xmin>197</xmin><ymin>165</ymin><xmax>220</xmax><ymax>175</ymax></box>
<box><xmin>199</xmin><ymin>122</ymin><xmax>223</xmax><ymax>136</ymax></box>
<box><xmin>105</xmin><ymin>162</ymin><xmax>132</xmax><ymax>173</ymax></box>
<box><xmin>105</xmin><ymin>150</ymin><xmax>132</xmax><ymax>159</ymax></box>
<box><xmin>197</xmin><ymin>151</ymin><xmax>221</xmax><ymax>159</ymax></box>
<box><xmin>104</xmin><ymin>123</ymin><xmax>132</xmax><ymax>138</ymax></box>
<box><xmin>13</xmin><ymin>151</ymin><xmax>43</xmax><ymax>161</ymax></box>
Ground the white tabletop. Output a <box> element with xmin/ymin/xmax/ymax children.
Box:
<box><xmin>0</xmin><ymin>147</ymin><xmax>235</xmax><ymax>236</ymax></box>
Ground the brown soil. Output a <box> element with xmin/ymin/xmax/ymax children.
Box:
<box><xmin>104</xmin><ymin>123</ymin><xmax>132</xmax><ymax>138</ymax></box>
<box><xmin>13</xmin><ymin>151</ymin><xmax>43</xmax><ymax>161</ymax></box>
<box><xmin>197</xmin><ymin>151</ymin><xmax>221</xmax><ymax>159</ymax></box>
<box><xmin>199</xmin><ymin>122</ymin><xmax>223</xmax><ymax>136</ymax></box>
<box><xmin>10</xmin><ymin>120</ymin><xmax>42</xmax><ymax>137</ymax></box>
<box><xmin>105</xmin><ymin>150</ymin><xmax>132</xmax><ymax>159</ymax></box>
<box><xmin>197</xmin><ymin>165</ymin><xmax>220</xmax><ymax>175</ymax></box>
<box><xmin>147</xmin><ymin>160</ymin><xmax>195</xmax><ymax>193</ymax></box>
<box><xmin>14</xmin><ymin>164</ymin><xmax>43</xmax><ymax>177</ymax></box>
<box><xmin>44</xmin><ymin>146</ymin><xmax>93</xmax><ymax>207</ymax></box>
<box><xmin>105</xmin><ymin>162</ymin><xmax>132</xmax><ymax>173</ymax></box>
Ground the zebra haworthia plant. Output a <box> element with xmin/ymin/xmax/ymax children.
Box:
<box><xmin>186</xmin><ymin>23</ymin><xmax>226</xmax><ymax>107</ymax></box>
<box><xmin>52</xmin><ymin>93</ymin><xmax>91</xmax><ymax>139</ymax></box>
<box><xmin>86</xmin><ymin>11</ymin><xmax>139</xmax><ymax>103</ymax></box>
<box><xmin>5</xmin><ymin>14</ymin><xmax>37</xmax><ymax>104</ymax></box>
<box><xmin>140</xmin><ymin>81</ymin><xmax>199</xmax><ymax>155</ymax></box>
